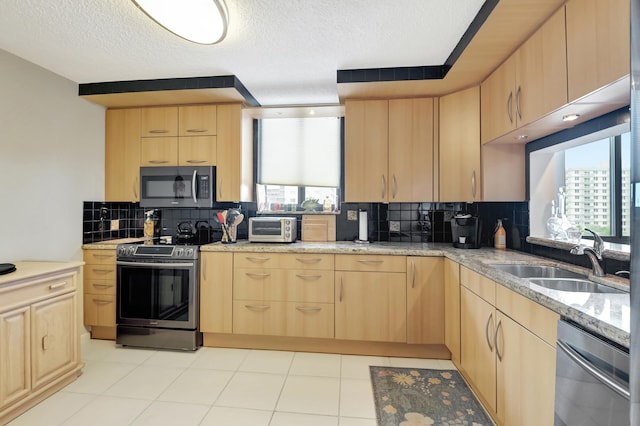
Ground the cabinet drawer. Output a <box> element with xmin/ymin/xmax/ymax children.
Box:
<box><xmin>460</xmin><ymin>266</ymin><xmax>495</xmax><ymax>304</ymax></box>
<box><xmin>83</xmin><ymin>294</ymin><xmax>116</xmax><ymax>327</ymax></box>
<box><xmin>83</xmin><ymin>279</ymin><xmax>116</xmax><ymax>295</ymax></box>
<box><xmin>84</xmin><ymin>265</ymin><xmax>116</xmax><ymax>282</ymax></box>
<box><xmin>335</xmin><ymin>254</ymin><xmax>406</xmax><ymax>272</ymax></box>
<box><xmin>496</xmin><ymin>285</ymin><xmax>559</xmax><ymax>346</ymax></box>
<box><xmin>82</xmin><ymin>250</ymin><xmax>116</xmax><ymax>265</ymax></box>
<box><xmin>0</xmin><ymin>272</ymin><xmax>77</xmax><ymax>312</ymax></box>
<box><xmin>234</xmin><ymin>253</ymin><xmax>334</xmax><ymax>270</ymax></box>
<box><xmin>286</xmin><ymin>303</ymin><xmax>334</xmax><ymax>339</ymax></box>
<box><xmin>234</xmin><ymin>268</ymin><xmax>334</xmax><ymax>303</ymax></box>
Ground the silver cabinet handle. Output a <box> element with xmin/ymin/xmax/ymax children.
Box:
<box><xmin>192</xmin><ymin>169</ymin><xmax>198</xmax><ymax>204</ymax></box>
<box><xmin>485</xmin><ymin>312</ymin><xmax>494</xmax><ymax>351</ymax></box>
<box><xmin>381</xmin><ymin>175</ymin><xmax>386</xmax><ymax>199</ymax></box>
<box><xmin>92</xmin><ymin>254</ymin><xmax>114</xmax><ymax>259</ymax></box>
<box><xmin>357</xmin><ymin>259</ymin><xmax>383</xmax><ymax>265</ymax></box>
<box><xmin>133</xmin><ymin>176</ymin><xmax>139</xmax><ymax>199</ymax></box>
<box><xmin>148</xmin><ymin>160</ymin><xmax>169</xmax><ymax>164</ymax></box>
<box><xmin>148</xmin><ymin>129</ymin><xmax>169</xmax><ymax>134</ymax></box>
<box><xmin>245</xmin><ymin>305</ymin><xmax>270</xmax><ymax>310</ymax></box>
<box><xmin>557</xmin><ymin>340</ymin><xmax>630</xmax><ymax>400</ymax></box>
<box><xmin>186</xmin><ymin>129</ymin><xmax>207</xmax><ymax>133</ymax></box>
<box><xmin>203</xmin><ymin>257</ymin><xmax>207</xmax><ymax>281</ymax></box>
<box><xmin>339</xmin><ymin>276</ymin><xmax>343</xmax><ymax>302</ymax></box>
<box><xmin>471</xmin><ymin>171</ymin><xmax>476</xmax><ymax>199</ymax></box>
<box><xmin>218</xmin><ymin>177</ymin><xmax>223</xmax><ymax>198</ymax></box>
<box><xmin>246</xmin><ymin>257</ymin><xmax>270</xmax><ymax>263</ymax></box>
<box><xmin>296</xmin><ymin>274</ymin><xmax>322</xmax><ymax>280</ymax></box>
<box><xmin>186</xmin><ymin>160</ymin><xmax>207</xmax><ymax>164</ymax></box>
<box><xmin>411</xmin><ymin>261</ymin><xmax>416</xmax><ymax>289</ymax></box>
<box><xmin>296</xmin><ymin>306</ymin><xmax>322</xmax><ymax>313</ymax></box>
<box><xmin>92</xmin><ymin>283</ymin><xmax>114</xmax><ymax>289</ymax></box>
<box><xmin>92</xmin><ymin>269</ymin><xmax>113</xmax><ymax>274</ymax></box>
<box><xmin>296</xmin><ymin>257</ymin><xmax>322</xmax><ymax>264</ymax></box>
<box><xmin>93</xmin><ymin>299</ymin><xmax>113</xmax><ymax>304</ymax></box>
<box><xmin>507</xmin><ymin>91</ymin><xmax>513</xmax><ymax>124</ymax></box>
<box><xmin>515</xmin><ymin>86</ymin><xmax>522</xmax><ymax>120</ymax></box>
<box><xmin>245</xmin><ymin>273</ymin><xmax>271</xmax><ymax>279</ymax></box>
<box><xmin>494</xmin><ymin>320</ymin><xmax>503</xmax><ymax>361</ymax></box>
<box><xmin>392</xmin><ymin>175</ymin><xmax>397</xmax><ymax>199</ymax></box>
<box><xmin>49</xmin><ymin>281</ymin><xmax>68</xmax><ymax>290</ymax></box>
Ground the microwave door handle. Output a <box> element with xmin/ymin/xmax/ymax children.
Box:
<box><xmin>192</xmin><ymin>169</ymin><xmax>198</xmax><ymax>204</ymax></box>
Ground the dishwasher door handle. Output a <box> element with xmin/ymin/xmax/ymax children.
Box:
<box><xmin>557</xmin><ymin>340</ymin><xmax>630</xmax><ymax>400</ymax></box>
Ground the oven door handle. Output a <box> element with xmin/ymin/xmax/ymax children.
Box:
<box><xmin>117</xmin><ymin>261</ymin><xmax>195</xmax><ymax>268</ymax></box>
<box><xmin>557</xmin><ymin>340</ymin><xmax>630</xmax><ymax>400</ymax></box>
<box><xmin>192</xmin><ymin>169</ymin><xmax>198</xmax><ymax>204</ymax></box>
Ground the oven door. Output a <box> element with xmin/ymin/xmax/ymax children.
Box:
<box><xmin>117</xmin><ymin>260</ymin><xmax>199</xmax><ymax>330</ymax></box>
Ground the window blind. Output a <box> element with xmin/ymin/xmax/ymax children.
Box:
<box><xmin>258</xmin><ymin>117</ymin><xmax>340</xmax><ymax>187</ymax></box>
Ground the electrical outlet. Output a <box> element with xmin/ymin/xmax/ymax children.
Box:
<box><xmin>389</xmin><ymin>221</ymin><xmax>400</xmax><ymax>232</ymax></box>
<box><xmin>347</xmin><ymin>210</ymin><xmax>358</xmax><ymax>221</ymax></box>
<box><xmin>110</xmin><ymin>219</ymin><xmax>119</xmax><ymax>231</ymax></box>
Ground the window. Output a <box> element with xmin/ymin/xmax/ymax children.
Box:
<box><xmin>256</xmin><ymin>116</ymin><xmax>342</xmax><ymax>213</ymax></box>
<box><xmin>528</xmin><ymin>107</ymin><xmax>630</xmax><ymax>243</ymax></box>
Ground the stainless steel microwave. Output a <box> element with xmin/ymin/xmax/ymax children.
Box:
<box><xmin>139</xmin><ymin>166</ymin><xmax>215</xmax><ymax>208</ymax></box>
<box><xmin>248</xmin><ymin>217</ymin><xmax>297</xmax><ymax>243</ymax></box>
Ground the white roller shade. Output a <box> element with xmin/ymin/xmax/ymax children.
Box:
<box><xmin>259</xmin><ymin>117</ymin><xmax>341</xmax><ymax>187</ymax></box>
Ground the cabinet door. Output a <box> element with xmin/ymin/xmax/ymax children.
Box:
<box><xmin>216</xmin><ymin>104</ymin><xmax>253</xmax><ymax>202</ymax></box>
<box><xmin>0</xmin><ymin>306</ymin><xmax>30</xmax><ymax>409</ymax></box>
<box><xmin>495</xmin><ymin>312</ymin><xmax>556</xmax><ymax>426</ymax></box>
<box><xmin>178</xmin><ymin>135</ymin><xmax>217</xmax><ymax>166</ymax></box>
<box><xmin>480</xmin><ymin>57</ymin><xmax>516</xmax><ymax>144</ymax></box>
<box><xmin>460</xmin><ymin>286</ymin><xmax>496</xmax><ymax>412</ymax></box>
<box><xmin>105</xmin><ymin>108</ymin><xmax>141</xmax><ymax>202</ymax></box>
<box><xmin>141</xmin><ymin>107</ymin><xmax>178</xmax><ymax>136</ymax></box>
<box><xmin>566</xmin><ymin>0</ymin><xmax>630</xmax><ymax>102</ymax></box>
<box><xmin>200</xmin><ymin>252</ymin><xmax>233</xmax><ymax>333</ymax></box>
<box><xmin>344</xmin><ymin>99</ymin><xmax>389</xmax><ymax>202</ymax></box>
<box><xmin>335</xmin><ymin>271</ymin><xmax>406</xmax><ymax>342</ymax></box>
<box><xmin>31</xmin><ymin>292</ymin><xmax>77</xmax><ymax>390</ymax></box>
<box><xmin>388</xmin><ymin>98</ymin><xmax>435</xmax><ymax>202</ymax></box>
<box><xmin>141</xmin><ymin>137</ymin><xmax>178</xmax><ymax>166</ymax></box>
<box><xmin>83</xmin><ymin>294</ymin><xmax>116</xmax><ymax>327</ymax></box>
<box><xmin>439</xmin><ymin>86</ymin><xmax>481</xmax><ymax>202</ymax></box>
<box><xmin>406</xmin><ymin>257</ymin><xmax>444</xmax><ymax>344</ymax></box>
<box><xmin>515</xmin><ymin>7</ymin><xmax>567</xmax><ymax>127</ymax></box>
<box><xmin>286</xmin><ymin>303</ymin><xmax>334</xmax><ymax>339</ymax></box>
<box><xmin>179</xmin><ymin>105</ymin><xmax>217</xmax><ymax>136</ymax></box>
<box><xmin>443</xmin><ymin>258</ymin><xmax>461</xmax><ymax>365</ymax></box>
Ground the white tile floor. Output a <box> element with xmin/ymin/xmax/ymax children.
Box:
<box><xmin>8</xmin><ymin>338</ymin><xmax>455</xmax><ymax>426</ymax></box>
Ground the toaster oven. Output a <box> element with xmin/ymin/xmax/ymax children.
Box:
<box><xmin>248</xmin><ymin>217</ymin><xmax>297</xmax><ymax>243</ymax></box>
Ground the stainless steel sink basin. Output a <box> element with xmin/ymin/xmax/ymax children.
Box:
<box><xmin>528</xmin><ymin>278</ymin><xmax>624</xmax><ymax>294</ymax></box>
<box><xmin>491</xmin><ymin>264</ymin><xmax>586</xmax><ymax>279</ymax></box>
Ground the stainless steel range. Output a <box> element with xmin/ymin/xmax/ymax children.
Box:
<box><xmin>116</xmin><ymin>243</ymin><xmax>202</xmax><ymax>351</ymax></box>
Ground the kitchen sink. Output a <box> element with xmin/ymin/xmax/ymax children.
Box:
<box><xmin>528</xmin><ymin>278</ymin><xmax>624</xmax><ymax>294</ymax></box>
<box><xmin>490</xmin><ymin>264</ymin><xmax>586</xmax><ymax>279</ymax></box>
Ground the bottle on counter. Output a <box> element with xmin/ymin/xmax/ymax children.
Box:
<box><xmin>494</xmin><ymin>219</ymin><xmax>506</xmax><ymax>250</ymax></box>
<box><xmin>323</xmin><ymin>197</ymin><xmax>332</xmax><ymax>212</ymax></box>
<box><xmin>143</xmin><ymin>211</ymin><xmax>154</xmax><ymax>245</ymax></box>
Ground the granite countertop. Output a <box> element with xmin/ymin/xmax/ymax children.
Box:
<box><xmin>201</xmin><ymin>240</ymin><xmax>631</xmax><ymax>348</ymax></box>
<box><xmin>81</xmin><ymin>237</ymin><xmax>144</xmax><ymax>250</ymax></box>
<box><xmin>0</xmin><ymin>260</ymin><xmax>84</xmax><ymax>287</ymax></box>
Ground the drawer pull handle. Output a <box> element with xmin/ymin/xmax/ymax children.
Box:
<box><xmin>92</xmin><ymin>269</ymin><xmax>113</xmax><ymax>274</ymax></box>
<box><xmin>186</xmin><ymin>160</ymin><xmax>207</xmax><ymax>164</ymax></box>
<box><xmin>296</xmin><ymin>306</ymin><xmax>322</xmax><ymax>313</ymax></box>
<box><xmin>246</xmin><ymin>273</ymin><xmax>271</xmax><ymax>279</ymax></box>
<box><xmin>246</xmin><ymin>257</ymin><xmax>270</xmax><ymax>263</ymax></box>
<box><xmin>148</xmin><ymin>160</ymin><xmax>170</xmax><ymax>164</ymax></box>
<box><xmin>339</xmin><ymin>276</ymin><xmax>343</xmax><ymax>302</ymax></box>
<box><xmin>42</xmin><ymin>335</ymin><xmax>49</xmax><ymax>350</ymax></box>
<box><xmin>296</xmin><ymin>274</ymin><xmax>321</xmax><ymax>280</ymax></box>
<box><xmin>358</xmin><ymin>260</ymin><xmax>384</xmax><ymax>264</ymax></box>
<box><xmin>49</xmin><ymin>282</ymin><xmax>67</xmax><ymax>290</ymax></box>
<box><xmin>148</xmin><ymin>129</ymin><xmax>169</xmax><ymax>134</ymax></box>
<box><xmin>92</xmin><ymin>254</ymin><xmax>114</xmax><ymax>259</ymax></box>
<box><xmin>92</xmin><ymin>284</ymin><xmax>114</xmax><ymax>289</ymax></box>
<box><xmin>494</xmin><ymin>320</ymin><xmax>503</xmax><ymax>361</ymax></box>
<box><xmin>186</xmin><ymin>128</ymin><xmax>207</xmax><ymax>133</ymax></box>
<box><xmin>93</xmin><ymin>299</ymin><xmax>113</xmax><ymax>304</ymax></box>
<box><xmin>485</xmin><ymin>313</ymin><xmax>494</xmax><ymax>351</ymax></box>
<box><xmin>245</xmin><ymin>305</ymin><xmax>270</xmax><ymax>310</ymax></box>
<box><xmin>296</xmin><ymin>258</ymin><xmax>322</xmax><ymax>263</ymax></box>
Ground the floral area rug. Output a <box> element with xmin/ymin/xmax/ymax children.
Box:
<box><xmin>370</xmin><ymin>366</ymin><xmax>494</xmax><ymax>426</ymax></box>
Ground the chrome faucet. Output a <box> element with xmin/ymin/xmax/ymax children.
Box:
<box><xmin>570</xmin><ymin>228</ymin><xmax>605</xmax><ymax>277</ymax></box>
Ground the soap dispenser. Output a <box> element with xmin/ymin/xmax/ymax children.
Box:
<box><xmin>494</xmin><ymin>219</ymin><xmax>506</xmax><ymax>250</ymax></box>
<box><xmin>143</xmin><ymin>210</ymin><xmax>155</xmax><ymax>245</ymax></box>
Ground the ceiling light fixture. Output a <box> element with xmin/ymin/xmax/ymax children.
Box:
<box><xmin>562</xmin><ymin>113</ymin><xmax>581</xmax><ymax>122</ymax></box>
<box><xmin>132</xmin><ymin>0</ymin><xmax>228</xmax><ymax>45</ymax></box>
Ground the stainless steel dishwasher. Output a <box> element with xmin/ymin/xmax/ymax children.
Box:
<box><xmin>554</xmin><ymin>320</ymin><xmax>630</xmax><ymax>425</ymax></box>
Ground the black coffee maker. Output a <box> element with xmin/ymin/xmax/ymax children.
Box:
<box><xmin>451</xmin><ymin>215</ymin><xmax>482</xmax><ymax>249</ymax></box>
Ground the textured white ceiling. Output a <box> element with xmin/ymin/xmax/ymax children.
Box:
<box><xmin>0</xmin><ymin>0</ymin><xmax>485</xmax><ymax>106</ymax></box>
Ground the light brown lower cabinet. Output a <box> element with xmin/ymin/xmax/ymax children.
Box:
<box><xmin>0</xmin><ymin>264</ymin><xmax>82</xmax><ymax>425</ymax></box>
<box><xmin>406</xmin><ymin>257</ymin><xmax>444</xmax><ymax>345</ymax></box>
<box><xmin>83</xmin><ymin>249</ymin><xmax>117</xmax><ymax>340</ymax></box>
<box><xmin>200</xmin><ymin>252</ymin><xmax>233</xmax><ymax>334</ymax></box>
<box><xmin>459</xmin><ymin>266</ymin><xmax>558</xmax><ymax>426</ymax></box>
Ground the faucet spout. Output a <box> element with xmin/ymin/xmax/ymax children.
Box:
<box><xmin>570</xmin><ymin>228</ymin><xmax>605</xmax><ymax>277</ymax></box>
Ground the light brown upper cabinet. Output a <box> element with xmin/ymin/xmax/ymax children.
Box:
<box><xmin>439</xmin><ymin>86</ymin><xmax>481</xmax><ymax>202</ymax></box>
<box><xmin>105</xmin><ymin>108</ymin><xmax>141</xmax><ymax>202</ymax></box>
<box><xmin>216</xmin><ymin>104</ymin><xmax>254</xmax><ymax>202</ymax></box>
<box><xmin>178</xmin><ymin>105</ymin><xmax>217</xmax><ymax>136</ymax></box>
<box><xmin>345</xmin><ymin>98</ymin><xmax>435</xmax><ymax>202</ymax></box>
<box><xmin>565</xmin><ymin>0</ymin><xmax>630</xmax><ymax>103</ymax></box>
<box><xmin>481</xmin><ymin>7</ymin><xmax>567</xmax><ymax>144</ymax></box>
<box><xmin>141</xmin><ymin>106</ymin><xmax>178</xmax><ymax>137</ymax></box>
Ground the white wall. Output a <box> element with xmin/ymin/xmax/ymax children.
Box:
<box><xmin>0</xmin><ymin>49</ymin><xmax>105</xmax><ymax>262</ymax></box>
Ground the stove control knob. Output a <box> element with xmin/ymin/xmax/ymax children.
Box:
<box><xmin>127</xmin><ymin>247</ymin><xmax>136</xmax><ymax>256</ymax></box>
<box><xmin>186</xmin><ymin>248</ymin><xmax>194</xmax><ymax>257</ymax></box>
<box><xmin>175</xmin><ymin>248</ymin><xmax>184</xmax><ymax>257</ymax></box>
<box><xmin>118</xmin><ymin>247</ymin><xmax>126</xmax><ymax>256</ymax></box>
